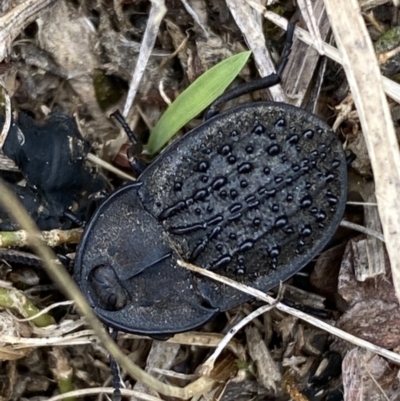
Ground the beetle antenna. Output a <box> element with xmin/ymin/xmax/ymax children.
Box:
<box><xmin>110</xmin><ymin>110</ymin><xmax>143</xmax><ymax>154</ymax></box>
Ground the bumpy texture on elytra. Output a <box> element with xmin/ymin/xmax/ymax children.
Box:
<box><xmin>75</xmin><ymin>102</ymin><xmax>347</xmax><ymax>335</ymax></box>
<box><xmin>139</xmin><ymin>102</ymin><xmax>346</xmax><ymax>310</ymax></box>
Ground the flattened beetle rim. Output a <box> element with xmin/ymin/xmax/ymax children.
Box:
<box><xmin>74</xmin><ymin>182</ymin><xmax>142</xmax><ymax>293</ymax></box>
<box><xmin>142</xmin><ymin>101</ymin><xmax>348</xmax><ymax>299</ymax></box>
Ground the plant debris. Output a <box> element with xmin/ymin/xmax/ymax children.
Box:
<box><xmin>1</xmin><ymin>1</ymin><xmax>400</xmax><ymax>401</ymax></box>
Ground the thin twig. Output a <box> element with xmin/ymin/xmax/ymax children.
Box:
<box><xmin>0</xmin><ymin>228</ymin><xmax>83</xmax><ymax>247</ymax></box>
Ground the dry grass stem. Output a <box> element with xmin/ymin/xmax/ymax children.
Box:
<box><xmin>323</xmin><ymin>0</ymin><xmax>400</xmax><ymax>303</ymax></box>
<box><xmin>166</xmin><ymin>332</ymin><xmax>245</xmax><ymax>356</ymax></box>
<box><xmin>14</xmin><ymin>301</ymin><xmax>74</xmax><ymax>323</ymax></box>
<box><xmin>0</xmin><ymin>287</ymin><xmax>55</xmax><ymax>327</ymax></box>
<box><xmin>262</xmin><ymin>11</ymin><xmax>400</xmax><ymax>103</ymax></box>
<box><xmin>123</xmin><ymin>0</ymin><xmax>167</xmax><ymax>117</ymax></box>
<box><xmin>2</xmin><ymin>1</ymin><xmax>400</xmax><ymax>398</ymax></box>
<box><xmin>180</xmin><ymin>0</ymin><xmax>209</xmax><ymax>38</ymax></box>
<box><xmin>0</xmin><ymin>153</ymin><xmax>18</xmax><ymax>171</ymax></box>
<box><xmin>148</xmin><ymin>368</ymin><xmax>197</xmax><ymax>381</ymax></box>
<box><xmin>0</xmin><ymin>0</ymin><xmax>58</xmax><ymax>61</ymax></box>
<box><xmin>179</xmin><ymin>260</ymin><xmax>400</xmax><ymax>365</ymax></box>
<box><xmin>226</xmin><ymin>0</ymin><xmax>285</xmax><ymax>101</ymax></box>
<box><xmin>339</xmin><ymin>220</ymin><xmax>385</xmax><ymax>242</ymax></box>
<box><xmin>346</xmin><ymin>201</ymin><xmax>378</xmax><ymax>206</ymax></box>
<box><xmin>297</xmin><ymin>0</ymin><xmax>324</xmax><ymax>54</ymax></box>
<box><xmin>86</xmin><ymin>153</ymin><xmax>135</xmax><ymax>182</ymax></box>
<box><xmin>0</xmin><ymin>78</ymin><xmax>11</xmax><ymax>149</ymax></box>
<box><xmin>0</xmin><ymin>178</ymin><xmax>247</xmax><ymax>401</ymax></box>
<box><xmin>46</xmin><ymin>387</ymin><xmax>163</xmax><ymax>401</ymax></box>
<box><xmin>199</xmin><ymin>303</ymin><xmax>276</xmax><ymax>375</ymax></box>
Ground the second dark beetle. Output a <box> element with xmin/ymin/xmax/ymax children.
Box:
<box><xmin>75</xmin><ymin>23</ymin><xmax>347</xmax><ymax>336</ymax></box>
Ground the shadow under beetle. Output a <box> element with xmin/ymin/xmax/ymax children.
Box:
<box><xmin>74</xmin><ymin>22</ymin><xmax>347</xmax><ymax>336</ymax></box>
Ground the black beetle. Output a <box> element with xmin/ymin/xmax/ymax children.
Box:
<box><xmin>74</xmin><ymin>23</ymin><xmax>347</xmax><ymax>336</ymax></box>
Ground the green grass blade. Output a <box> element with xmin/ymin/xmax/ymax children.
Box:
<box><xmin>147</xmin><ymin>51</ymin><xmax>251</xmax><ymax>154</ymax></box>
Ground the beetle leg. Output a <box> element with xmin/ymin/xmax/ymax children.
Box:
<box><xmin>275</xmin><ymin>20</ymin><xmax>296</xmax><ymax>77</ymax></box>
<box><xmin>205</xmin><ymin>20</ymin><xmax>297</xmax><ymax>120</ymax></box>
<box><xmin>204</xmin><ymin>74</ymin><xmax>281</xmax><ymax>120</ymax></box>
<box><xmin>109</xmin><ymin>329</ymin><xmax>122</xmax><ymax>401</ymax></box>
<box><xmin>0</xmin><ymin>248</ymin><xmax>42</xmax><ymax>266</ymax></box>
<box><xmin>110</xmin><ymin>110</ymin><xmax>147</xmax><ymax>176</ymax></box>
<box><xmin>63</xmin><ymin>209</ymin><xmax>84</xmax><ymax>226</ymax></box>
<box><xmin>126</xmin><ymin>146</ymin><xmax>147</xmax><ymax>175</ymax></box>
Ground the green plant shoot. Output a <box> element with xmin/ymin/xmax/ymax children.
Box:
<box><xmin>147</xmin><ymin>51</ymin><xmax>251</xmax><ymax>154</ymax></box>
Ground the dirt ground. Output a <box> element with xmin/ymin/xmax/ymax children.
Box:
<box><xmin>1</xmin><ymin>0</ymin><xmax>400</xmax><ymax>400</ymax></box>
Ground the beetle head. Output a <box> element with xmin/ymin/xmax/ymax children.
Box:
<box><xmin>87</xmin><ymin>264</ymin><xmax>129</xmax><ymax>311</ymax></box>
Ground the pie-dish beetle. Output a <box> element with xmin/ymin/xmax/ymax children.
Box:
<box><xmin>74</xmin><ymin>22</ymin><xmax>347</xmax><ymax>336</ymax></box>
